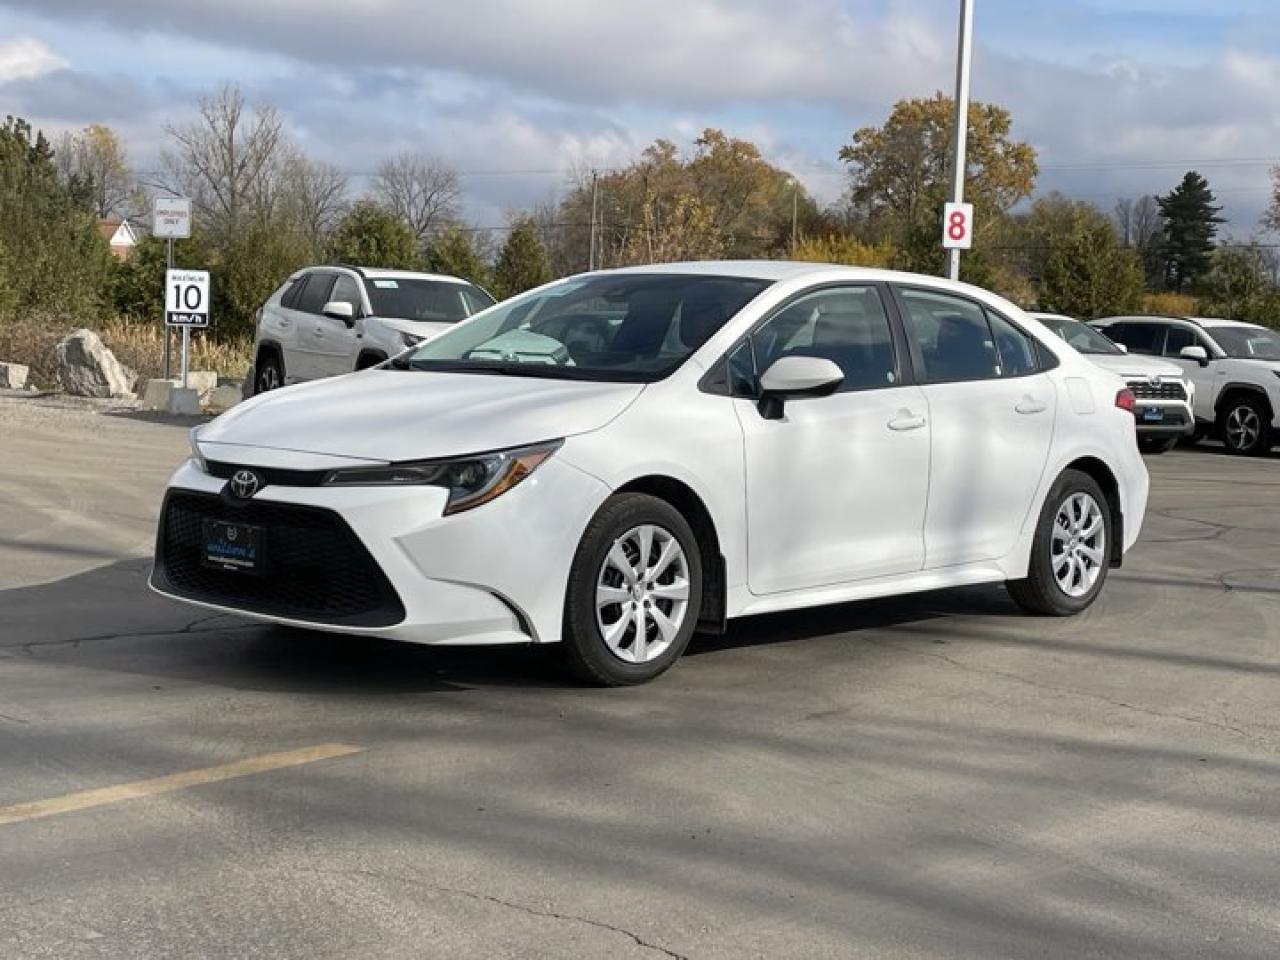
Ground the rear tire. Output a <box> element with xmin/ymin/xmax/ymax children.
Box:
<box><xmin>254</xmin><ymin>353</ymin><xmax>284</xmax><ymax>395</ymax></box>
<box><xmin>562</xmin><ymin>493</ymin><xmax>703</xmax><ymax>686</ymax></box>
<box><xmin>1218</xmin><ymin>396</ymin><xmax>1272</xmax><ymax>456</ymax></box>
<box><xmin>1006</xmin><ymin>469</ymin><xmax>1112</xmax><ymax>616</ymax></box>
<box><xmin>1138</xmin><ymin>436</ymin><xmax>1177</xmax><ymax>455</ymax></box>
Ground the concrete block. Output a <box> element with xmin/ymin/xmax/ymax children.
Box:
<box><xmin>0</xmin><ymin>361</ymin><xmax>29</xmax><ymax>390</ymax></box>
<box><xmin>204</xmin><ymin>384</ymin><xmax>241</xmax><ymax>413</ymax></box>
<box><xmin>184</xmin><ymin>370</ymin><xmax>218</xmax><ymax>400</ymax></box>
<box><xmin>165</xmin><ymin>387</ymin><xmax>201</xmax><ymax>416</ymax></box>
<box><xmin>140</xmin><ymin>378</ymin><xmax>179</xmax><ymax>412</ymax></box>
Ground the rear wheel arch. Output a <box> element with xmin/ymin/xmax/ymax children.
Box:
<box><xmin>1061</xmin><ymin>456</ymin><xmax>1123</xmax><ymax>567</ymax></box>
<box><xmin>614</xmin><ymin>475</ymin><xmax>726</xmax><ymax>633</ymax></box>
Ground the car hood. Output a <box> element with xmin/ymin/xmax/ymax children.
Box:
<box><xmin>200</xmin><ymin>369</ymin><xmax>644</xmax><ymax>461</ymax></box>
<box><xmin>367</xmin><ymin>317</ymin><xmax>456</xmax><ymax>341</ymax></box>
<box><xmin>1086</xmin><ymin>353</ymin><xmax>1184</xmax><ymax>379</ymax></box>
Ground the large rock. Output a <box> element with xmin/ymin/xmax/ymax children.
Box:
<box><xmin>55</xmin><ymin>329</ymin><xmax>136</xmax><ymax>399</ymax></box>
<box><xmin>0</xmin><ymin>361</ymin><xmax>29</xmax><ymax>390</ymax></box>
<box><xmin>204</xmin><ymin>384</ymin><xmax>242</xmax><ymax>413</ymax></box>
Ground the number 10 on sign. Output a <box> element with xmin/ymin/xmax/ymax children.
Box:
<box><xmin>942</xmin><ymin>202</ymin><xmax>973</xmax><ymax>250</ymax></box>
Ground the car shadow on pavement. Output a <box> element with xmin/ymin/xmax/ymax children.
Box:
<box><xmin>102</xmin><ymin>409</ymin><xmax>210</xmax><ymax>428</ymax></box>
<box><xmin>0</xmin><ymin>558</ymin><xmax>1013</xmax><ymax>694</ymax></box>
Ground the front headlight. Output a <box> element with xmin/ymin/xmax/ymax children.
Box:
<box><xmin>189</xmin><ymin>427</ymin><xmax>207</xmax><ymax>473</ymax></box>
<box><xmin>321</xmin><ymin>439</ymin><xmax>562</xmax><ymax>515</ymax></box>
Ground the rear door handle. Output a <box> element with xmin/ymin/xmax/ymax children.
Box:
<box><xmin>888</xmin><ymin>411</ymin><xmax>927</xmax><ymax>432</ymax></box>
<box><xmin>1015</xmin><ymin>397</ymin><xmax>1047</xmax><ymax>415</ymax></box>
<box><xmin>313</xmin><ymin>325</ymin><xmax>326</xmax><ymax>338</ymax></box>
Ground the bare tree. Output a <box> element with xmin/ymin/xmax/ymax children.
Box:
<box><xmin>161</xmin><ymin>84</ymin><xmax>285</xmax><ymax>237</ymax></box>
<box><xmin>54</xmin><ymin>124</ymin><xmax>133</xmax><ymax>218</ymax></box>
<box><xmin>1114</xmin><ymin>197</ymin><xmax>1134</xmax><ymax>246</ymax></box>
<box><xmin>372</xmin><ymin>152</ymin><xmax>461</xmax><ymax>246</ymax></box>
<box><xmin>279</xmin><ymin>148</ymin><xmax>348</xmax><ymax>241</ymax></box>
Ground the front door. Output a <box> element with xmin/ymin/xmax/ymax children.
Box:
<box><xmin>733</xmin><ymin>284</ymin><xmax>931</xmax><ymax>596</ymax></box>
<box><xmin>894</xmin><ymin>286</ymin><xmax>1056</xmax><ymax>568</ymax></box>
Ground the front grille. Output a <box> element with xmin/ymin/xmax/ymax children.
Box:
<box><xmin>1127</xmin><ymin>379</ymin><xmax>1187</xmax><ymax>401</ymax></box>
<box><xmin>206</xmin><ymin>461</ymin><xmax>326</xmax><ymax>487</ymax></box>
<box><xmin>153</xmin><ymin>491</ymin><xmax>405</xmax><ymax>628</ymax></box>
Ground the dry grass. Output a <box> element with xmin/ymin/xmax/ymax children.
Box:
<box><xmin>0</xmin><ymin>314</ymin><xmax>253</xmax><ymax>390</ymax></box>
<box><xmin>98</xmin><ymin>319</ymin><xmax>253</xmax><ymax>385</ymax></box>
<box><xmin>1141</xmin><ymin>292</ymin><xmax>1200</xmax><ymax>317</ymax></box>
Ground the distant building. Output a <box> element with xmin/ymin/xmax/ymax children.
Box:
<box><xmin>98</xmin><ymin>218</ymin><xmax>140</xmax><ymax>261</ymax></box>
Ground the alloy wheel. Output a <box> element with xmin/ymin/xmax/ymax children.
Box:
<box><xmin>1051</xmin><ymin>492</ymin><xmax>1106</xmax><ymax>599</ymax></box>
<box><xmin>1225</xmin><ymin>404</ymin><xmax>1261</xmax><ymax>452</ymax></box>
<box><xmin>257</xmin><ymin>363</ymin><xmax>281</xmax><ymax>393</ymax></box>
<box><xmin>595</xmin><ymin>524</ymin><xmax>691</xmax><ymax>664</ymax></box>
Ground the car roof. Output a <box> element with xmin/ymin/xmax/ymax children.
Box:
<box><xmin>301</xmin><ymin>264</ymin><xmax>471</xmax><ymax>285</ymax></box>
<box><xmin>591</xmin><ymin>259</ymin><xmax>1003</xmax><ymax>292</ymax></box>
<box><xmin>1027</xmin><ymin>312</ymin><xmax>1076</xmax><ymax>322</ymax></box>
<box><xmin>1192</xmin><ymin>316</ymin><xmax>1261</xmax><ymax>330</ymax></box>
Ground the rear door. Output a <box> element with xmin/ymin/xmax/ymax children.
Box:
<box><xmin>894</xmin><ymin>286</ymin><xmax>1057</xmax><ymax>569</ymax></box>
<box><xmin>287</xmin><ymin>271</ymin><xmax>338</xmax><ymax>381</ymax></box>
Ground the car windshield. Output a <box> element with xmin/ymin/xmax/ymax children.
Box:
<box><xmin>404</xmin><ymin>273</ymin><xmax>772</xmax><ymax>382</ymax></box>
<box><xmin>363</xmin><ymin>277</ymin><xmax>494</xmax><ymax>323</ymax></box>
<box><xmin>1210</xmin><ymin>325</ymin><xmax>1280</xmax><ymax>360</ymax></box>
<box><xmin>1037</xmin><ymin>316</ymin><xmax>1122</xmax><ymax>355</ymax></box>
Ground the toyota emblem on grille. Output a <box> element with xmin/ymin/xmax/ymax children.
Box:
<box><xmin>228</xmin><ymin>469</ymin><xmax>262</xmax><ymax>499</ymax></box>
<box><xmin>1148</xmin><ymin>375</ymin><xmax>1161</xmax><ymax>388</ymax></box>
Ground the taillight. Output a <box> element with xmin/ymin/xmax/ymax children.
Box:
<box><xmin>1115</xmin><ymin>388</ymin><xmax>1136</xmax><ymax>412</ymax></box>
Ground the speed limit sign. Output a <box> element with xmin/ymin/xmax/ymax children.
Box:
<box><xmin>165</xmin><ymin>269</ymin><xmax>210</xmax><ymax>327</ymax></box>
<box><xmin>942</xmin><ymin>202</ymin><xmax>974</xmax><ymax>250</ymax></box>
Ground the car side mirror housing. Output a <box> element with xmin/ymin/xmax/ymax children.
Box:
<box><xmin>1180</xmin><ymin>345</ymin><xmax>1210</xmax><ymax>367</ymax></box>
<box><xmin>756</xmin><ymin>356</ymin><xmax>844</xmax><ymax>420</ymax></box>
<box><xmin>322</xmin><ymin>301</ymin><xmax>356</xmax><ymax>327</ymax></box>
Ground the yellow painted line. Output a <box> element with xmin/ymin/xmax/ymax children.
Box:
<box><xmin>0</xmin><ymin>743</ymin><xmax>364</xmax><ymax>826</ymax></box>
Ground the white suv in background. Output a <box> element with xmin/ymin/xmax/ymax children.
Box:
<box><xmin>251</xmin><ymin>265</ymin><xmax>495</xmax><ymax>394</ymax></box>
<box><xmin>1031</xmin><ymin>313</ymin><xmax>1194</xmax><ymax>454</ymax></box>
<box><xmin>1093</xmin><ymin>316</ymin><xmax>1280</xmax><ymax>456</ymax></box>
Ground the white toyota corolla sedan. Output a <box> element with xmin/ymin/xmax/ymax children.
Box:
<box><xmin>152</xmin><ymin>262</ymin><xmax>1149</xmax><ymax>684</ymax></box>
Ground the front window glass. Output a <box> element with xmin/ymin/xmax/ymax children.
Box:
<box><xmin>1210</xmin><ymin>326</ymin><xmax>1280</xmax><ymax>360</ymax></box>
<box><xmin>295</xmin><ymin>273</ymin><xmax>336</xmax><ymax>314</ymax></box>
<box><xmin>743</xmin><ymin>286</ymin><xmax>898</xmax><ymax>393</ymax></box>
<box><xmin>1163</xmin><ymin>326</ymin><xmax>1197</xmax><ymax>357</ymax></box>
<box><xmin>1038</xmin><ymin>316</ymin><xmax>1122</xmax><ymax>355</ymax></box>
<box><xmin>364</xmin><ymin>278</ymin><xmax>492</xmax><ymax>323</ymax></box>
<box><xmin>405</xmin><ymin>274</ymin><xmax>771</xmax><ymax>382</ymax></box>
<box><xmin>1108</xmin><ymin>323</ymin><xmax>1164</xmax><ymax>355</ymax></box>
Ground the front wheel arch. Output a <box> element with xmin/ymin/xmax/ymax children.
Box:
<box><xmin>355</xmin><ymin>350</ymin><xmax>389</xmax><ymax>370</ymax></box>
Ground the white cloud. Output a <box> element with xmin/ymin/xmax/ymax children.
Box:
<box><xmin>0</xmin><ymin>35</ymin><xmax>66</xmax><ymax>83</ymax></box>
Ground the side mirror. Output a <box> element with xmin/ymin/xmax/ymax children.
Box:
<box><xmin>1180</xmin><ymin>345</ymin><xmax>1210</xmax><ymax>367</ymax></box>
<box><xmin>1114</xmin><ymin>343</ymin><xmax>1128</xmax><ymax>354</ymax></box>
<box><xmin>757</xmin><ymin>356</ymin><xmax>844</xmax><ymax>420</ymax></box>
<box><xmin>322</xmin><ymin>301</ymin><xmax>356</xmax><ymax>327</ymax></box>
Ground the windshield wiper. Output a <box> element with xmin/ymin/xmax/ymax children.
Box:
<box><xmin>408</xmin><ymin>360</ymin><xmax>579</xmax><ymax>378</ymax></box>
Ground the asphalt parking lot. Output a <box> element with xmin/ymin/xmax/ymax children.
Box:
<box><xmin>2</xmin><ymin>389</ymin><xmax>1279</xmax><ymax>960</ymax></box>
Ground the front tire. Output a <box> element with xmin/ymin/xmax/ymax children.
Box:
<box><xmin>1219</xmin><ymin>396</ymin><xmax>1272</xmax><ymax>456</ymax></box>
<box><xmin>1006</xmin><ymin>469</ymin><xmax>1112</xmax><ymax>616</ymax></box>
<box><xmin>254</xmin><ymin>353</ymin><xmax>284</xmax><ymax>395</ymax></box>
<box><xmin>562</xmin><ymin>493</ymin><xmax>703</xmax><ymax>686</ymax></box>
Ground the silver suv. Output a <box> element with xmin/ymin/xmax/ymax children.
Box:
<box><xmin>250</xmin><ymin>265</ymin><xmax>494</xmax><ymax>394</ymax></box>
<box><xmin>1093</xmin><ymin>316</ymin><xmax>1280</xmax><ymax>456</ymax></box>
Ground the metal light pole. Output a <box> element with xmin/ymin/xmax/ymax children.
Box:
<box><xmin>946</xmin><ymin>0</ymin><xmax>975</xmax><ymax>281</ymax></box>
<box><xmin>163</xmin><ymin>236</ymin><xmax>174</xmax><ymax>379</ymax></box>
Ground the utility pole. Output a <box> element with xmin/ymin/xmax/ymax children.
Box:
<box><xmin>791</xmin><ymin>180</ymin><xmax>799</xmax><ymax>254</ymax></box>
<box><xmin>946</xmin><ymin>0</ymin><xmax>975</xmax><ymax>281</ymax></box>
<box><xmin>588</xmin><ymin>170</ymin><xmax>599</xmax><ymax>271</ymax></box>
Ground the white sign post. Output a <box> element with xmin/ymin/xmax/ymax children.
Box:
<box><xmin>942</xmin><ymin>201</ymin><xmax>974</xmax><ymax>251</ymax></box>
<box><xmin>154</xmin><ymin>197</ymin><xmax>193</xmax><ymax>379</ymax></box>
<box><xmin>165</xmin><ymin>268</ymin><xmax>210</xmax><ymax>390</ymax></box>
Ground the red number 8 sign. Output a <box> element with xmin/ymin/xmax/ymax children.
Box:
<box><xmin>942</xmin><ymin>202</ymin><xmax>973</xmax><ymax>250</ymax></box>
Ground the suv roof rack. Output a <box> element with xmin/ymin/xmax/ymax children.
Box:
<box><xmin>330</xmin><ymin>263</ymin><xmax>368</xmax><ymax>277</ymax></box>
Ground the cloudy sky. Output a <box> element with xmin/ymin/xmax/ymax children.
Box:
<box><xmin>1</xmin><ymin>0</ymin><xmax>1276</xmax><ymax>235</ymax></box>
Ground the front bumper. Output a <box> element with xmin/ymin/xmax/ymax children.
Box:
<box><xmin>150</xmin><ymin>455</ymin><xmax>610</xmax><ymax>645</ymax></box>
<box><xmin>1131</xmin><ymin>401</ymin><xmax>1194</xmax><ymax>437</ymax></box>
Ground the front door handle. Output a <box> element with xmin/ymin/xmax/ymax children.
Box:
<box><xmin>313</xmin><ymin>326</ymin><xmax>326</xmax><ymax>339</ymax></box>
<box><xmin>888</xmin><ymin>411</ymin><xmax>927</xmax><ymax>431</ymax></box>
<box><xmin>1015</xmin><ymin>396</ymin><xmax>1047</xmax><ymax>415</ymax></box>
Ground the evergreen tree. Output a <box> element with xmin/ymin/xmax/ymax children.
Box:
<box><xmin>328</xmin><ymin>201</ymin><xmax>419</xmax><ymax>270</ymax></box>
<box><xmin>1157</xmin><ymin>171</ymin><xmax>1224</xmax><ymax>292</ymax></box>
<box><xmin>425</xmin><ymin>226</ymin><xmax>490</xmax><ymax>288</ymax></box>
<box><xmin>493</xmin><ymin>217</ymin><xmax>551</xmax><ymax>300</ymax></box>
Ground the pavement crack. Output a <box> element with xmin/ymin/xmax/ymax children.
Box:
<box><xmin>344</xmin><ymin>869</ymin><xmax>690</xmax><ymax>959</ymax></box>
<box><xmin>866</xmin><ymin>637</ymin><xmax>1264</xmax><ymax>746</ymax></box>
<box><xmin>9</xmin><ymin>613</ymin><xmax>256</xmax><ymax>653</ymax></box>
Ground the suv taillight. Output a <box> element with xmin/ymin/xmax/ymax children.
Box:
<box><xmin>1115</xmin><ymin>388</ymin><xmax>1137</xmax><ymax>412</ymax></box>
